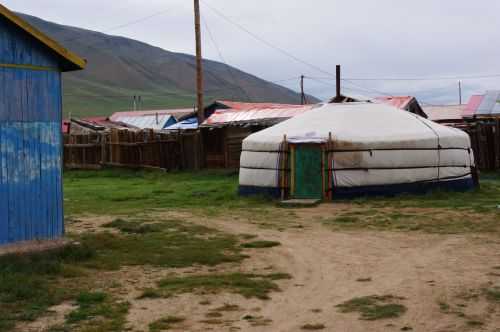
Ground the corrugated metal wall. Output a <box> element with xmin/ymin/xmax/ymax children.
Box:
<box><xmin>0</xmin><ymin>16</ymin><xmax>64</xmax><ymax>245</ymax></box>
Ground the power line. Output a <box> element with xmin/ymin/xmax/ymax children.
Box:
<box><xmin>58</xmin><ymin>6</ymin><xmax>178</xmax><ymax>45</ymax></box>
<box><xmin>200</xmin><ymin>0</ymin><xmax>338</xmax><ymax>79</ymax></box>
<box><xmin>307</xmin><ymin>73</ymin><xmax>500</xmax><ymax>82</ymax></box>
<box><xmin>342</xmin><ymin>79</ymin><xmax>394</xmax><ymax>97</ymax></box>
<box><xmin>201</xmin><ymin>14</ymin><xmax>252</xmax><ymax>102</ymax></box>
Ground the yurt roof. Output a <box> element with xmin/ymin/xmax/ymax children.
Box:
<box><xmin>243</xmin><ymin>102</ymin><xmax>470</xmax><ymax>151</ymax></box>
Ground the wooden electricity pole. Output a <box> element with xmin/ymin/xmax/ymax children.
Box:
<box><xmin>458</xmin><ymin>80</ymin><xmax>462</xmax><ymax>105</ymax></box>
<box><xmin>194</xmin><ymin>0</ymin><xmax>204</xmax><ymax>124</ymax></box>
<box><xmin>336</xmin><ymin>65</ymin><xmax>341</xmax><ymax>99</ymax></box>
<box><xmin>300</xmin><ymin>75</ymin><xmax>307</xmax><ymax>105</ymax></box>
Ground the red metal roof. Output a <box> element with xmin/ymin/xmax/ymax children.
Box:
<box><xmin>203</xmin><ymin>102</ymin><xmax>315</xmax><ymax>126</ymax></box>
<box><xmin>216</xmin><ymin>100</ymin><xmax>308</xmax><ymax>111</ymax></box>
<box><xmin>62</xmin><ymin>120</ymin><xmax>70</xmax><ymax>134</ymax></box>
<box><xmin>374</xmin><ymin>96</ymin><xmax>414</xmax><ymax>110</ymax></box>
<box><xmin>110</xmin><ymin>109</ymin><xmax>194</xmax><ymax>122</ymax></box>
<box><xmin>463</xmin><ymin>95</ymin><xmax>484</xmax><ymax>118</ymax></box>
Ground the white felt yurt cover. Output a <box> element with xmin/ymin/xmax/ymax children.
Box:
<box><xmin>239</xmin><ymin>102</ymin><xmax>474</xmax><ymax>193</ymax></box>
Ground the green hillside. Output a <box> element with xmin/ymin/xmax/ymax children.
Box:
<box><xmin>21</xmin><ymin>14</ymin><xmax>319</xmax><ymax>118</ymax></box>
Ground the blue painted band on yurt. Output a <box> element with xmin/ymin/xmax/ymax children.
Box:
<box><xmin>239</xmin><ymin>176</ymin><xmax>475</xmax><ymax>199</ymax></box>
<box><xmin>331</xmin><ymin>177</ymin><xmax>474</xmax><ymax>199</ymax></box>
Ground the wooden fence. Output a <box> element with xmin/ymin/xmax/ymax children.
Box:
<box><xmin>63</xmin><ymin>120</ymin><xmax>500</xmax><ymax>172</ymax></box>
<box><xmin>462</xmin><ymin>119</ymin><xmax>500</xmax><ymax>171</ymax></box>
<box><xmin>63</xmin><ymin>129</ymin><xmax>203</xmax><ymax>171</ymax></box>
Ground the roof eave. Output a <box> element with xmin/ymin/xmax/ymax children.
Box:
<box><xmin>0</xmin><ymin>4</ymin><xmax>86</xmax><ymax>72</ymax></box>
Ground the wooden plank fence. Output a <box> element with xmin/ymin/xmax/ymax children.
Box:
<box><xmin>63</xmin><ymin>129</ymin><xmax>203</xmax><ymax>171</ymax></box>
<box><xmin>63</xmin><ymin>120</ymin><xmax>500</xmax><ymax>172</ymax></box>
<box><xmin>462</xmin><ymin>119</ymin><xmax>500</xmax><ymax>171</ymax></box>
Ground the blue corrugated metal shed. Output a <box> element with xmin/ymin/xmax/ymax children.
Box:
<box><xmin>0</xmin><ymin>4</ymin><xmax>85</xmax><ymax>245</ymax></box>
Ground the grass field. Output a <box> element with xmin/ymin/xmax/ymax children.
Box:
<box><xmin>2</xmin><ymin>169</ymin><xmax>500</xmax><ymax>332</ymax></box>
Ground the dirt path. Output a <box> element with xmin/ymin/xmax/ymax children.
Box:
<box><xmin>162</xmin><ymin>209</ymin><xmax>500</xmax><ymax>332</ymax></box>
<box><xmin>25</xmin><ymin>208</ymin><xmax>500</xmax><ymax>332</ymax></box>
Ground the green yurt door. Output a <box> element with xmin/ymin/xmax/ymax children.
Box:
<box><xmin>293</xmin><ymin>145</ymin><xmax>323</xmax><ymax>199</ymax></box>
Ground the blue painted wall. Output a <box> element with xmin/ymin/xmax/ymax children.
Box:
<box><xmin>0</xmin><ymin>16</ymin><xmax>64</xmax><ymax>245</ymax></box>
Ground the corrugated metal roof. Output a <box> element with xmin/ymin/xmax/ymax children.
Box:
<box><xmin>203</xmin><ymin>104</ymin><xmax>316</xmax><ymax>126</ymax></box>
<box><xmin>422</xmin><ymin>105</ymin><xmax>465</xmax><ymax>122</ymax></box>
<box><xmin>374</xmin><ymin>96</ymin><xmax>414</xmax><ymax>110</ymax></box>
<box><xmin>109</xmin><ymin>109</ymin><xmax>194</xmax><ymax>122</ymax></box>
<box><xmin>463</xmin><ymin>95</ymin><xmax>484</xmax><ymax>118</ymax></box>
<box><xmin>116</xmin><ymin>115</ymin><xmax>176</xmax><ymax>130</ymax></box>
<box><xmin>476</xmin><ymin>91</ymin><xmax>499</xmax><ymax>116</ymax></box>
<box><xmin>215</xmin><ymin>100</ymin><xmax>308</xmax><ymax>111</ymax></box>
<box><xmin>463</xmin><ymin>91</ymin><xmax>500</xmax><ymax>117</ymax></box>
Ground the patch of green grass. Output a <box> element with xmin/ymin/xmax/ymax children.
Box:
<box><xmin>0</xmin><ymin>244</ymin><xmax>95</xmax><ymax>332</ymax></box>
<box><xmin>336</xmin><ymin>295</ymin><xmax>407</xmax><ymax>320</ymax></box>
<box><xmin>0</xmin><ymin>216</ymin><xmax>253</xmax><ymax>331</ymax></box>
<box><xmin>141</xmin><ymin>273</ymin><xmax>291</xmax><ymax>300</ymax></box>
<box><xmin>66</xmin><ymin>291</ymin><xmax>108</xmax><ymax>323</ymax></box>
<box><xmin>212</xmin><ymin>304</ymin><xmax>240</xmax><ymax>312</ymax></box>
<box><xmin>438</xmin><ymin>301</ymin><xmax>450</xmax><ymax>313</ymax></box>
<box><xmin>149</xmin><ymin>316</ymin><xmax>185</xmax><ymax>332</ymax></box>
<box><xmin>485</xmin><ymin>287</ymin><xmax>500</xmax><ymax>302</ymax></box>
<box><xmin>77</xmin><ymin>220</ymin><xmax>246</xmax><ymax>270</ymax></box>
<box><xmin>352</xmin><ymin>172</ymin><xmax>500</xmax><ymax>214</ymax></box>
<box><xmin>241</xmin><ymin>240</ymin><xmax>281</xmax><ymax>249</ymax></box>
<box><xmin>301</xmin><ymin>323</ymin><xmax>326</xmax><ymax>330</ymax></box>
<box><xmin>102</xmin><ymin>218</ymin><xmax>163</xmax><ymax>234</ymax></box>
<box><xmin>322</xmin><ymin>206</ymin><xmax>499</xmax><ymax>234</ymax></box>
<box><xmin>64</xmin><ymin>169</ymin><xmax>271</xmax><ymax>217</ymax></box>
<box><xmin>62</xmin><ymin>291</ymin><xmax>129</xmax><ymax>332</ymax></box>
<box><xmin>466</xmin><ymin>320</ymin><xmax>484</xmax><ymax>327</ymax></box>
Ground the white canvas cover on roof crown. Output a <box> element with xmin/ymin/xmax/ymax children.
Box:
<box><xmin>240</xmin><ymin>102</ymin><xmax>474</xmax><ymax>194</ymax></box>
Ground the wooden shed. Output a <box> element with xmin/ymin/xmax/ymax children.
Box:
<box><xmin>0</xmin><ymin>5</ymin><xmax>85</xmax><ymax>245</ymax></box>
<box><xmin>201</xmin><ymin>101</ymin><xmax>315</xmax><ymax>168</ymax></box>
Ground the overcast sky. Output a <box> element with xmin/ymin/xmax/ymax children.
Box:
<box><xmin>4</xmin><ymin>0</ymin><xmax>500</xmax><ymax>104</ymax></box>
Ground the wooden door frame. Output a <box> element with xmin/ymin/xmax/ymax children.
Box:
<box><xmin>289</xmin><ymin>143</ymin><xmax>325</xmax><ymax>199</ymax></box>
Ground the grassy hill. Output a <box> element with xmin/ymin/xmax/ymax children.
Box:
<box><xmin>21</xmin><ymin>14</ymin><xmax>319</xmax><ymax>118</ymax></box>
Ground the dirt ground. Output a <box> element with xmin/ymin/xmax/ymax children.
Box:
<box><xmin>23</xmin><ymin>205</ymin><xmax>500</xmax><ymax>332</ymax></box>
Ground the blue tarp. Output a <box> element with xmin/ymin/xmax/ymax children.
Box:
<box><xmin>165</xmin><ymin>117</ymin><xmax>198</xmax><ymax>130</ymax></box>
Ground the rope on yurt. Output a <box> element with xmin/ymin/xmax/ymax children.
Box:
<box><xmin>412</xmin><ymin>115</ymin><xmax>442</xmax><ymax>182</ymax></box>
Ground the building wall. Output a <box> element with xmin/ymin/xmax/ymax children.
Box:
<box><xmin>0</xmin><ymin>17</ymin><xmax>64</xmax><ymax>245</ymax></box>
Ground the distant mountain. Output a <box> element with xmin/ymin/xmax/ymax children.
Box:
<box><xmin>20</xmin><ymin>14</ymin><xmax>319</xmax><ymax>117</ymax></box>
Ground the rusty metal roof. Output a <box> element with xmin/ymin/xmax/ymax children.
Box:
<box><xmin>203</xmin><ymin>102</ymin><xmax>316</xmax><ymax>126</ymax></box>
<box><xmin>463</xmin><ymin>95</ymin><xmax>485</xmax><ymax>118</ymax></box>
<box><xmin>110</xmin><ymin>109</ymin><xmax>194</xmax><ymax>122</ymax></box>
<box><xmin>422</xmin><ymin>105</ymin><xmax>465</xmax><ymax>122</ymax></box>
<box><xmin>374</xmin><ymin>96</ymin><xmax>414</xmax><ymax>110</ymax></box>
<box><xmin>215</xmin><ymin>100</ymin><xmax>308</xmax><ymax>111</ymax></box>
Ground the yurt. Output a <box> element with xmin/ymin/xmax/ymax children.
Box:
<box><xmin>239</xmin><ymin>102</ymin><xmax>476</xmax><ymax>200</ymax></box>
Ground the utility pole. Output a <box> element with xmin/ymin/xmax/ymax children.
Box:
<box><xmin>194</xmin><ymin>0</ymin><xmax>204</xmax><ymax>124</ymax></box>
<box><xmin>336</xmin><ymin>65</ymin><xmax>341</xmax><ymax>100</ymax></box>
<box><xmin>300</xmin><ymin>75</ymin><xmax>307</xmax><ymax>105</ymax></box>
<box><xmin>458</xmin><ymin>80</ymin><xmax>462</xmax><ymax>105</ymax></box>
